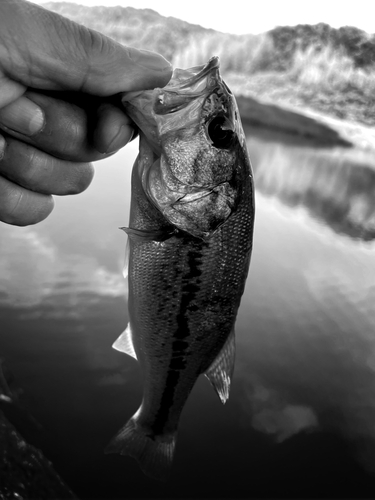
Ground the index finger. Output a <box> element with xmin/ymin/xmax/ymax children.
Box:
<box><xmin>0</xmin><ymin>0</ymin><xmax>173</xmax><ymax>96</ymax></box>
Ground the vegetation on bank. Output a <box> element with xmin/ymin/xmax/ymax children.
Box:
<box><xmin>43</xmin><ymin>2</ymin><xmax>375</xmax><ymax>126</ymax></box>
<box><xmin>171</xmin><ymin>30</ymin><xmax>375</xmax><ymax>126</ymax></box>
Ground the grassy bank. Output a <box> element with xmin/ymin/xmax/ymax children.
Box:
<box><xmin>171</xmin><ymin>31</ymin><xmax>375</xmax><ymax>127</ymax></box>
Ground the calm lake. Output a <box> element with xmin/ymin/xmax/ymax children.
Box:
<box><xmin>1</xmin><ymin>124</ymin><xmax>375</xmax><ymax>499</ymax></box>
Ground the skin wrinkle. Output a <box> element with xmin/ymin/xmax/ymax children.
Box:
<box><xmin>0</xmin><ymin>135</ymin><xmax>94</xmax><ymax>196</ymax></box>
<box><xmin>39</xmin><ymin>21</ymin><xmax>86</xmax><ymax>91</ymax></box>
<box><xmin>0</xmin><ymin>44</ymin><xmax>28</xmax><ymax>107</ymax></box>
<box><xmin>0</xmin><ymin>177</ymin><xmax>30</xmax><ymax>224</ymax></box>
<box><xmin>77</xmin><ymin>25</ymin><xmax>104</xmax><ymax>87</ymax></box>
<box><xmin>64</xmin><ymin>162</ymin><xmax>94</xmax><ymax>195</ymax></box>
<box><xmin>5</xmin><ymin>190</ymin><xmax>24</xmax><ymax>224</ymax></box>
<box><xmin>1</xmin><ymin>6</ymin><xmax>36</xmax><ymax>85</ymax></box>
<box><xmin>1</xmin><ymin>139</ymin><xmax>39</xmax><ymax>189</ymax></box>
<box><xmin>58</xmin><ymin>107</ymin><xmax>88</xmax><ymax>158</ymax></box>
<box><xmin>1</xmin><ymin>2</ymin><xmax>93</xmax><ymax>92</ymax></box>
<box><xmin>0</xmin><ymin>77</ymin><xmax>25</xmax><ymax>109</ymax></box>
<box><xmin>35</xmin><ymin>92</ymin><xmax>91</xmax><ymax>154</ymax></box>
<box><xmin>7</xmin><ymin>183</ymin><xmax>24</xmax><ymax>221</ymax></box>
<box><xmin>63</xmin><ymin>20</ymin><xmax>95</xmax><ymax>94</ymax></box>
<box><xmin>0</xmin><ymin>134</ymin><xmax>5</xmax><ymax>161</ymax></box>
<box><xmin>1</xmin><ymin>2</ymin><xmax>173</xmax><ymax>93</ymax></box>
<box><xmin>21</xmin><ymin>145</ymin><xmax>39</xmax><ymax>186</ymax></box>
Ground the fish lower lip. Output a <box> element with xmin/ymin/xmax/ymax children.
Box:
<box><xmin>180</xmin><ymin>56</ymin><xmax>220</xmax><ymax>90</ymax></box>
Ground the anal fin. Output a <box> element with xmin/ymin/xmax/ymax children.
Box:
<box><xmin>204</xmin><ymin>327</ymin><xmax>235</xmax><ymax>404</ymax></box>
<box><xmin>122</xmin><ymin>233</ymin><xmax>130</xmax><ymax>279</ymax></box>
<box><xmin>112</xmin><ymin>324</ymin><xmax>137</xmax><ymax>360</ymax></box>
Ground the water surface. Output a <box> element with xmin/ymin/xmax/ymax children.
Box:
<box><xmin>1</xmin><ymin>133</ymin><xmax>375</xmax><ymax>498</ymax></box>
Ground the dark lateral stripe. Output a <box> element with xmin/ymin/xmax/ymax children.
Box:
<box><xmin>153</xmin><ymin>243</ymin><xmax>204</xmax><ymax>434</ymax></box>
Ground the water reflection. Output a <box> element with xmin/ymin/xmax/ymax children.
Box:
<box><xmin>236</xmin><ymin>193</ymin><xmax>375</xmax><ymax>477</ymax></box>
<box><xmin>0</xmin><ymin>226</ymin><xmax>126</xmax><ymax>310</ymax></box>
<box><xmin>239</xmin><ymin>372</ymin><xmax>319</xmax><ymax>443</ymax></box>
<box><xmin>0</xmin><ymin>143</ymin><xmax>135</xmax><ymax>310</ymax></box>
<box><xmin>237</xmin><ymin>95</ymin><xmax>352</xmax><ymax>147</ymax></box>
<box><xmin>247</xmin><ymin>125</ymin><xmax>375</xmax><ymax>240</ymax></box>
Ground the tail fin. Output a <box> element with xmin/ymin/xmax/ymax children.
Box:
<box><xmin>105</xmin><ymin>413</ymin><xmax>176</xmax><ymax>482</ymax></box>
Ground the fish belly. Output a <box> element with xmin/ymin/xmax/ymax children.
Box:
<box><xmin>129</xmin><ymin>234</ymin><xmax>243</xmax><ymax>426</ymax></box>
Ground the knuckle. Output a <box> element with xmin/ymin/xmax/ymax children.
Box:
<box><xmin>0</xmin><ymin>178</ymin><xmax>52</xmax><ymax>226</ymax></box>
<box><xmin>20</xmin><ymin>147</ymin><xmax>40</xmax><ymax>185</ymax></box>
<box><xmin>65</xmin><ymin>162</ymin><xmax>94</xmax><ymax>195</ymax></box>
<box><xmin>3</xmin><ymin>188</ymin><xmax>26</xmax><ymax>225</ymax></box>
<box><xmin>61</xmin><ymin>115</ymin><xmax>86</xmax><ymax>157</ymax></box>
<box><xmin>76</xmin><ymin>26</ymin><xmax>109</xmax><ymax>85</ymax></box>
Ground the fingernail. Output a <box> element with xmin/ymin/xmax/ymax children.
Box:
<box><xmin>129</xmin><ymin>126</ymin><xmax>139</xmax><ymax>143</ymax></box>
<box><xmin>0</xmin><ymin>96</ymin><xmax>45</xmax><ymax>136</ymax></box>
<box><xmin>129</xmin><ymin>48</ymin><xmax>172</xmax><ymax>72</ymax></box>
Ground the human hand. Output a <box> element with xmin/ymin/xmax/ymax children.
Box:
<box><xmin>0</xmin><ymin>0</ymin><xmax>172</xmax><ymax>226</ymax></box>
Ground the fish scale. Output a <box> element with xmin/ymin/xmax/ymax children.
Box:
<box><xmin>106</xmin><ymin>57</ymin><xmax>254</xmax><ymax>481</ymax></box>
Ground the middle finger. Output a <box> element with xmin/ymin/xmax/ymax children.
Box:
<box><xmin>0</xmin><ymin>90</ymin><xmax>134</xmax><ymax>162</ymax></box>
<box><xmin>0</xmin><ymin>133</ymin><xmax>94</xmax><ymax>196</ymax></box>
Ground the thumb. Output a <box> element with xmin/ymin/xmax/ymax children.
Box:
<box><xmin>1</xmin><ymin>0</ymin><xmax>172</xmax><ymax>96</ymax></box>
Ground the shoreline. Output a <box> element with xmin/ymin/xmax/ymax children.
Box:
<box><xmin>235</xmin><ymin>93</ymin><xmax>375</xmax><ymax>154</ymax></box>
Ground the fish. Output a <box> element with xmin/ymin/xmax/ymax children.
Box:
<box><xmin>105</xmin><ymin>56</ymin><xmax>254</xmax><ymax>480</ymax></box>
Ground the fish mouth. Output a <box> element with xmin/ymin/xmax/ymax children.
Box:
<box><xmin>122</xmin><ymin>57</ymin><xmax>233</xmax><ymax>151</ymax></box>
<box><xmin>153</xmin><ymin>57</ymin><xmax>223</xmax><ymax>116</ymax></box>
<box><xmin>176</xmin><ymin>56</ymin><xmax>221</xmax><ymax>91</ymax></box>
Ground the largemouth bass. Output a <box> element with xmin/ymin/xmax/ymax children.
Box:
<box><xmin>106</xmin><ymin>56</ymin><xmax>254</xmax><ymax>480</ymax></box>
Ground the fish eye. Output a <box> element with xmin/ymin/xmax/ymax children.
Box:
<box><xmin>207</xmin><ymin>116</ymin><xmax>235</xmax><ymax>150</ymax></box>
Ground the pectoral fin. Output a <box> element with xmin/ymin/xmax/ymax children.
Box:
<box><xmin>112</xmin><ymin>324</ymin><xmax>137</xmax><ymax>360</ymax></box>
<box><xmin>204</xmin><ymin>328</ymin><xmax>235</xmax><ymax>404</ymax></box>
<box><xmin>120</xmin><ymin>226</ymin><xmax>175</xmax><ymax>278</ymax></box>
<box><xmin>120</xmin><ymin>226</ymin><xmax>178</xmax><ymax>242</ymax></box>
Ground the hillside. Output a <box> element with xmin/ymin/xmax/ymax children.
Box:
<box><xmin>42</xmin><ymin>2</ymin><xmax>375</xmax><ymax>128</ymax></box>
<box><xmin>268</xmin><ymin>23</ymin><xmax>375</xmax><ymax>70</ymax></box>
<box><xmin>42</xmin><ymin>2</ymin><xmax>214</xmax><ymax>61</ymax></box>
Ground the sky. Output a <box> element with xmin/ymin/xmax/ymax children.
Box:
<box><xmin>36</xmin><ymin>0</ymin><xmax>375</xmax><ymax>35</ymax></box>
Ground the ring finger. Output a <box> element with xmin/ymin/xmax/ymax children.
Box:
<box><xmin>0</xmin><ymin>174</ymin><xmax>54</xmax><ymax>226</ymax></box>
<box><xmin>0</xmin><ymin>90</ymin><xmax>135</xmax><ymax>162</ymax></box>
<box><xmin>0</xmin><ymin>133</ymin><xmax>94</xmax><ymax>196</ymax></box>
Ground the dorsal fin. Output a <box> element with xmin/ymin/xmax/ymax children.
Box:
<box><xmin>204</xmin><ymin>327</ymin><xmax>235</xmax><ymax>404</ymax></box>
<box><xmin>112</xmin><ymin>324</ymin><xmax>137</xmax><ymax>360</ymax></box>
